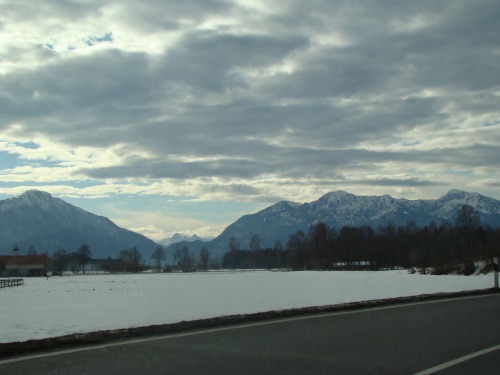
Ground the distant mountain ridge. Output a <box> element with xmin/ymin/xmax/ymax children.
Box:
<box><xmin>3</xmin><ymin>189</ymin><xmax>500</xmax><ymax>261</ymax></box>
<box><xmin>158</xmin><ymin>233</ymin><xmax>212</xmax><ymax>247</ymax></box>
<box><xmin>0</xmin><ymin>190</ymin><xmax>158</xmax><ymax>258</ymax></box>
<box><xmin>199</xmin><ymin>189</ymin><xmax>500</xmax><ymax>256</ymax></box>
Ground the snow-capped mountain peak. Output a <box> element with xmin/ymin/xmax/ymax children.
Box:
<box><xmin>0</xmin><ymin>190</ymin><xmax>158</xmax><ymax>256</ymax></box>
<box><xmin>158</xmin><ymin>233</ymin><xmax>213</xmax><ymax>247</ymax></box>
<box><xmin>20</xmin><ymin>189</ymin><xmax>52</xmax><ymax>201</ymax></box>
<box><xmin>206</xmin><ymin>189</ymin><xmax>500</xmax><ymax>255</ymax></box>
<box><xmin>317</xmin><ymin>190</ymin><xmax>353</xmax><ymax>205</ymax></box>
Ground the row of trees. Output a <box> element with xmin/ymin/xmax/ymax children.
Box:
<box><xmin>51</xmin><ymin>245</ymin><xmax>168</xmax><ymax>274</ymax></box>
<box><xmin>172</xmin><ymin>244</ymin><xmax>218</xmax><ymax>272</ymax></box>
<box><xmin>48</xmin><ymin>243</ymin><xmax>216</xmax><ymax>274</ymax></box>
<box><xmin>51</xmin><ymin>244</ymin><xmax>92</xmax><ymax>274</ymax></box>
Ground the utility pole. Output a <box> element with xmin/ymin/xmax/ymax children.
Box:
<box><xmin>494</xmin><ymin>257</ymin><xmax>499</xmax><ymax>289</ymax></box>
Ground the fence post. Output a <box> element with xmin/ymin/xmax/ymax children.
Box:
<box><xmin>494</xmin><ymin>257</ymin><xmax>499</xmax><ymax>289</ymax></box>
<box><xmin>0</xmin><ymin>278</ymin><xmax>24</xmax><ymax>288</ymax></box>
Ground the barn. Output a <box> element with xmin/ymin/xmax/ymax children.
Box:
<box><xmin>0</xmin><ymin>255</ymin><xmax>48</xmax><ymax>277</ymax></box>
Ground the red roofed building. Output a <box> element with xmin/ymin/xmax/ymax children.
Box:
<box><xmin>0</xmin><ymin>255</ymin><xmax>48</xmax><ymax>277</ymax></box>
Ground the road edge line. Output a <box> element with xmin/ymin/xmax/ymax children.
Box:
<box><xmin>414</xmin><ymin>344</ymin><xmax>500</xmax><ymax>375</ymax></box>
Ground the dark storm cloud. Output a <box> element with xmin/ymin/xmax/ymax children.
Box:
<box><xmin>0</xmin><ymin>49</ymin><xmax>157</xmax><ymax>141</ymax></box>
<box><xmin>111</xmin><ymin>0</ymin><xmax>234</xmax><ymax>32</ymax></box>
<box><xmin>346</xmin><ymin>178</ymin><xmax>445</xmax><ymax>188</ymax></box>
<box><xmin>157</xmin><ymin>31</ymin><xmax>309</xmax><ymax>92</ymax></box>
<box><xmin>76</xmin><ymin>142</ymin><xmax>495</xmax><ymax>184</ymax></box>
<box><xmin>1</xmin><ymin>0</ymin><xmax>103</xmax><ymax>21</ymax></box>
<box><xmin>420</xmin><ymin>145</ymin><xmax>500</xmax><ymax>169</ymax></box>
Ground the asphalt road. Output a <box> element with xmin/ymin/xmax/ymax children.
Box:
<box><xmin>1</xmin><ymin>294</ymin><xmax>499</xmax><ymax>374</ymax></box>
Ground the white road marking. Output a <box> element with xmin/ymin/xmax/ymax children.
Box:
<box><xmin>0</xmin><ymin>293</ymin><xmax>498</xmax><ymax>365</ymax></box>
<box><xmin>414</xmin><ymin>344</ymin><xmax>500</xmax><ymax>375</ymax></box>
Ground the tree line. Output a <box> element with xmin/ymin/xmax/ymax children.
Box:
<box><xmin>46</xmin><ymin>243</ymin><xmax>220</xmax><ymax>274</ymax></box>
<box><xmin>222</xmin><ymin>205</ymin><xmax>500</xmax><ymax>274</ymax></box>
<box><xmin>48</xmin><ymin>245</ymin><xmax>167</xmax><ymax>274</ymax></box>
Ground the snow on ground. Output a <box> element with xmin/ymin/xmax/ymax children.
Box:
<box><xmin>0</xmin><ymin>271</ymin><xmax>494</xmax><ymax>343</ymax></box>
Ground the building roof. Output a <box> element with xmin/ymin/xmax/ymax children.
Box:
<box><xmin>0</xmin><ymin>254</ymin><xmax>48</xmax><ymax>266</ymax></box>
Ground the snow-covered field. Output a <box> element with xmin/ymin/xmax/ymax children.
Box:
<box><xmin>0</xmin><ymin>271</ymin><xmax>494</xmax><ymax>343</ymax></box>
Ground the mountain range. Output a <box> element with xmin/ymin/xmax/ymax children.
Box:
<box><xmin>174</xmin><ymin>189</ymin><xmax>500</xmax><ymax>257</ymax></box>
<box><xmin>158</xmin><ymin>233</ymin><xmax>212</xmax><ymax>247</ymax></box>
<box><xmin>1</xmin><ymin>189</ymin><xmax>500</xmax><ymax>260</ymax></box>
<box><xmin>0</xmin><ymin>190</ymin><xmax>158</xmax><ymax>258</ymax></box>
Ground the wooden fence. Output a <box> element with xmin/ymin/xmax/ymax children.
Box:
<box><xmin>0</xmin><ymin>278</ymin><xmax>24</xmax><ymax>288</ymax></box>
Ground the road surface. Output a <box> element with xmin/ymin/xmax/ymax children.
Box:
<box><xmin>1</xmin><ymin>294</ymin><xmax>499</xmax><ymax>374</ymax></box>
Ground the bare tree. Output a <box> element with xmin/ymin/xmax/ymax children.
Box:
<box><xmin>456</xmin><ymin>205</ymin><xmax>481</xmax><ymax>274</ymax></box>
<box><xmin>76</xmin><ymin>244</ymin><xmax>91</xmax><ymax>274</ymax></box>
<box><xmin>52</xmin><ymin>247</ymin><xmax>68</xmax><ymax>274</ymax></box>
<box><xmin>119</xmin><ymin>249</ymin><xmax>132</xmax><ymax>272</ymax></box>
<box><xmin>199</xmin><ymin>245</ymin><xmax>210</xmax><ymax>272</ymax></box>
<box><xmin>227</xmin><ymin>236</ymin><xmax>240</xmax><ymax>270</ymax></box>
<box><xmin>286</xmin><ymin>230</ymin><xmax>306</xmax><ymax>270</ymax></box>
<box><xmin>100</xmin><ymin>257</ymin><xmax>112</xmax><ymax>273</ymax></box>
<box><xmin>273</xmin><ymin>240</ymin><xmax>283</xmax><ymax>269</ymax></box>
<box><xmin>308</xmin><ymin>222</ymin><xmax>333</xmax><ymax>270</ymax></box>
<box><xmin>177</xmin><ymin>245</ymin><xmax>193</xmax><ymax>272</ymax></box>
<box><xmin>249</xmin><ymin>233</ymin><xmax>261</xmax><ymax>271</ymax></box>
<box><xmin>151</xmin><ymin>246</ymin><xmax>166</xmax><ymax>271</ymax></box>
<box><xmin>129</xmin><ymin>246</ymin><xmax>143</xmax><ymax>273</ymax></box>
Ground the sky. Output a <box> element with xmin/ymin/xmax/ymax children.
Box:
<box><xmin>1</xmin><ymin>0</ymin><xmax>499</xmax><ymax>241</ymax></box>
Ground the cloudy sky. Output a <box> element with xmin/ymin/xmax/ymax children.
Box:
<box><xmin>1</xmin><ymin>0</ymin><xmax>499</xmax><ymax>240</ymax></box>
